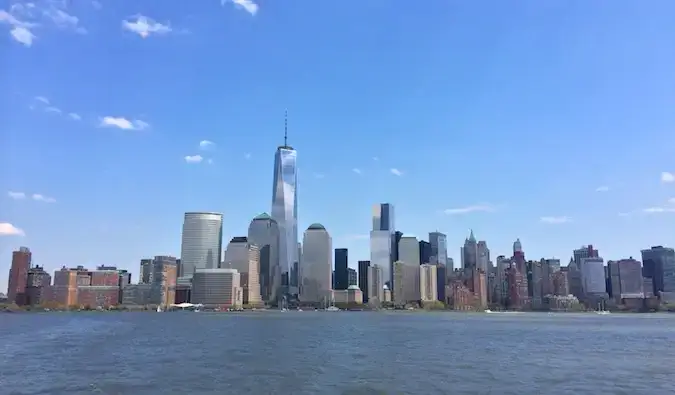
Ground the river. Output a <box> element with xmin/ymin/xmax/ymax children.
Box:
<box><xmin>0</xmin><ymin>311</ymin><xmax>673</xmax><ymax>394</ymax></box>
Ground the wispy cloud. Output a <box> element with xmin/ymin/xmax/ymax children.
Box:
<box><xmin>35</xmin><ymin>96</ymin><xmax>49</xmax><ymax>104</ymax></box>
<box><xmin>540</xmin><ymin>216</ymin><xmax>572</xmax><ymax>224</ymax></box>
<box><xmin>7</xmin><ymin>191</ymin><xmax>26</xmax><ymax>200</ymax></box>
<box><xmin>352</xmin><ymin>168</ymin><xmax>362</xmax><ymax>175</ymax></box>
<box><xmin>313</xmin><ymin>173</ymin><xmax>325</xmax><ymax>179</ymax></box>
<box><xmin>99</xmin><ymin>116</ymin><xmax>149</xmax><ymax>130</ymax></box>
<box><xmin>390</xmin><ymin>168</ymin><xmax>403</xmax><ymax>176</ymax></box>
<box><xmin>661</xmin><ymin>172</ymin><xmax>674</xmax><ymax>183</ymax></box>
<box><xmin>595</xmin><ymin>186</ymin><xmax>609</xmax><ymax>192</ymax></box>
<box><xmin>443</xmin><ymin>204</ymin><xmax>496</xmax><ymax>215</ymax></box>
<box><xmin>184</xmin><ymin>155</ymin><xmax>203</xmax><ymax>164</ymax></box>
<box><xmin>244</xmin><ymin>153</ymin><xmax>251</xmax><ymax>160</ymax></box>
<box><xmin>640</xmin><ymin>197</ymin><xmax>675</xmax><ymax>214</ymax></box>
<box><xmin>0</xmin><ymin>222</ymin><xmax>24</xmax><ymax>236</ymax></box>
<box><xmin>45</xmin><ymin>106</ymin><xmax>62</xmax><ymax>114</ymax></box>
<box><xmin>32</xmin><ymin>193</ymin><xmax>56</xmax><ymax>203</ymax></box>
<box><xmin>222</xmin><ymin>0</ymin><xmax>259</xmax><ymax>15</ymax></box>
<box><xmin>0</xmin><ymin>2</ymin><xmax>86</xmax><ymax>47</ymax></box>
<box><xmin>199</xmin><ymin>140</ymin><xmax>214</xmax><ymax>149</ymax></box>
<box><xmin>372</xmin><ymin>156</ymin><xmax>379</xmax><ymax>161</ymax></box>
<box><xmin>68</xmin><ymin>112</ymin><xmax>81</xmax><ymax>121</ymax></box>
<box><xmin>122</xmin><ymin>15</ymin><xmax>171</xmax><ymax>38</ymax></box>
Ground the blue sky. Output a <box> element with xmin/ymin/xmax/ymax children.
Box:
<box><xmin>2</xmin><ymin>0</ymin><xmax>675</xmax><ymax>292</ymax></box>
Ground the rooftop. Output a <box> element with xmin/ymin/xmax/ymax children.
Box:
<box><xmin>307</xmin><ymin>223</ymin><xmax>326</xmax><ymax>231</ymax></box>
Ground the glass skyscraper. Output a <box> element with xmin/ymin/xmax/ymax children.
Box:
<box><xmin>271</xmin><ymin>127</ymin><xmax>298</xmax><ymax>300</ymax></box>
<box><xmin>370</xmin><ymin>203</ymin><xmax>396</xmax><ymax>288</ymax></box>
<box><xmin>179</xmin><ymin>212</ymin><xmax>223</xmax><ymax>279</ymax></box>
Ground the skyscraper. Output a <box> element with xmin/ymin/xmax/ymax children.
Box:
<box><xmin>180</xmin><ymin>212</ymin><xmax>223</xmax><ymax>279</ymax></box>
<box><xmin>358</xmin><ymin>260</ymin><xmax>370</xmax><ymax>303</ymax></box>
<box><xmin>224</xmin><ymin>237</ymin><xmax>263</xmax><ymax>306</ymax></box>
<box><xmin>370</xmin><ymin>203</ymin><xmax>396</xmax><ymax>288</ymax></box>
<box><xmin>271</xmin><ymin>112</ymin><xmax>299</xmax><ymax>299</ymax></box>
<box><xmin>7</xmin><ymin>247</ymin><xmax>31</xmax><ymax>305</ymax></box>
<box><xmin>248</xmin><ymin>213</ymin><xmax>281</xmax><ymax>303</ymax></box>
<box><xmin>301</xmin><ymin>224</ymin><xmax>332</xmax><ymax>304</ymax></box>
<box><xmin>334</xmin><ymin>248</ymin><xmax>349</xmax><ymax>290</ymax></box>
<box><xmin>429</xmin><ymin>232</ymin><xmax>448</xmax><ymax>266</ymax></box>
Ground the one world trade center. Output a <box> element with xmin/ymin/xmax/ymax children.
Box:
<box><xmin>271</xmin><ymin>111</ymin><xmax>299</xmax><ymax>303</ymax></box>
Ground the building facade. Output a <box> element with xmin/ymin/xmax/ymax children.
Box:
<box><xmin>247</xmin><ymin>213</ymin><xmax>281</xmax><ymax>303</ymax></box>
<box><xmin>300</xmin><ymin>224</ymin><xmax>332</xmax><ymax>304</ymax></box>
<box><xmin>179</xmin><ymin>212</ymin><xmax>224</xmax><ymax>278</ymax></box>
<box><xmin>7</xmin><ymin>247</ymin><xmax>31</xmax><ymax>305</ymax></box>
<box><xmin>419</xmin><ymin>264</ymin><xmax>438</xmax><ymax>302</ymax></box>
<box><xmin>191</xmin><ymin>268</ymin><xmax>242</xmax><ymax>308</ymax></box>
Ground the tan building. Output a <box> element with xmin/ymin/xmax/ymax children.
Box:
<box><xmin>191</xmin><ymin>268</ymin><xmax>243</xmax><ymax>308</ymax></box>
<box><xmin>224</xmin><ymin>237</ymin><xmax>262</xmax><ymax>306</ymax></box>
<box><xmin>419</xmin><ymin>264</ymin><xmax>438</xmax><ymax>302</ymax></box>
<box><xmin>471</xmin><ymin>269</ymin><xmax>488</xmax><ymax>309</ymax></box>
<box><xmin>52</xmin><ymin>267</ymin><xmax>78</xmax><ymax>306</ymax></box>
<box><xmin>333</xmin><ymin>285</ymin><xmax>363</xmax><ymax>305</ymax></box>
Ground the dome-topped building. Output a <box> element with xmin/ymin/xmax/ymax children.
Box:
<box><xmin>307</xmin><ymin>223</ymin><xmax>326</xmax><ymax>231</ymax></box>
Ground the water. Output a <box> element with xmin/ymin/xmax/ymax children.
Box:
<box><xmin>1</xmin><ymin>311</ymin><xmax>673</xmax><ymax>395</ymax></box>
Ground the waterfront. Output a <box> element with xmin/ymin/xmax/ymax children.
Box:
<box><xmin>1</xmin><ymin>313</ymin><xmax>674</xmax><ymax>395</ymax></box>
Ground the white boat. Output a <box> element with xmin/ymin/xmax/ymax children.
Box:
<box><xmin>484</xmin><ymin>309</ymin><xmax>492</xmax><ymax>313</ymax></box>
<box><xmin>325</xmin><ymin>306</ymin><xmax>340</xmax><ymax>312</ymax></box>
<box><xmin>156</xmin><ymin>306</ymin><xmax>163</xmax><ymax>313</ymax></box>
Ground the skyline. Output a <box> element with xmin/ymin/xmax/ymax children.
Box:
<box><xmin>3</xmin><ymin>1</ymin><xmax>675</xmax><ymax>292</ymax></box>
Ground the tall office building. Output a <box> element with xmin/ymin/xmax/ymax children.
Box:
<box><xmin>579</xmin><ymin>257</ymin><xmax>606</xmax><ymax>296</ymax></box>
<box><xmin>429</xmin><ymin>232</ymin><xmax>448</xmax><ymax>266</ymax></box>
<box><xmin>7</xmin><ymin>247</ymin><xmax>31</xmax><ymax>305</ymax></box>
<box><xmin>150</xmin><ymin>256</ymin><xmax>178</xmax><ymax>307</ymax></box>
<box><xmin>641</xmin><ymin>246</ymin><xmax>675</xmax><ymax>298</ymax></box>
<box><xmin>180</xmin><ymin>212</ymin><xmax>223</xmax><ymax>278</ymax></box>
<box><xmin>397</xmin><ymin>236</ymin><xmax>421</xmax><ymax>302</ymax></box>
<box><xmin>358</xmin><ymin>260</ymin><xmax>370</xmax><ymax>303</ymax></box>
<box><xmin>334</xmin><ymin>248</ymin><xmax>349</xmax><ymax>290</ymax></box>
<box><xmin>370</xmin><ymin>203</ymin><xmax>395</xmax><ymax>288</ymax></box>
<box><xmin>224</xmin><ymin>237</ymin><xmax>263</xmax><ymax>306</ymax></box>
<box><xmin>462</xmin><ymin>231</ymin><xmax>478</xmax><ymax>270</ymax></box>
<box><xmin>301</xmin><ymin>224</ymin><xmax>332</xmax><ymax>304</ymax></box>
<box><xmin>367</xmin><ymin>264</ymin><xmax>384</xmax><ymax>304</ymax></box>
<box><xmin>419</xmin><ymin>240</ymin><xmax>432</xmax><ymax>265</ymax></box>
<box><xmin>248</xmin><ymin>213</ymin><xmax>281</xmax><ymax>303</ymax></box>
<box><xmin>419</xmin><ymin>264</ymin><xmax>438</xmax><ymax>302</ymax></box>
<box><xmin>271</xmin><ymin>112</ymin><xmax>299</xmax><ymax>299</ymax></box>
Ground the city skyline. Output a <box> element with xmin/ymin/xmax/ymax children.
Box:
<box><xmin>3</xmin><ymin>1</ymin><xmax>675</xmax><ymax>292</ymax></box>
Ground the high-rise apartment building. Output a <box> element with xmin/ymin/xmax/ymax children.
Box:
<box><xmin>25</xmin><ymin>265</ymin><xmax>51</xmax><ymax>306</ymax></box>
<box><xmin>271</xmin><ymin>116</ymin><xmax>299</xmax><ymax>300</ymax></box>
<box><xmin>139</xmin><ymin>259</ymin><xmax>153</xmax><ymax>284</ymax></box>
<box><xmin>150</xmin><ymin>256</ymin><xmax>178</xmax><ymax>307</ymax></box>
<box><xmin>579</xmin><ymin>257</ymin><xmax>606</xmax><ymax>295</ymax></box>
<box><xmin>348</xmin><ymin>268</ymin><xmax>357</xmax><ymax>286</ymax></box>
<box><xmin>224</xmin><ymin>237</ymin><xmax>263</xmax><ymax>306</ymax></box>
<box><xmin>334</xmin><ymin>248</ymin><xmax>349</xmax><ymax>290</ymax></box>
<box><xmin>7</xmin><ymin>247</ymin><xmax>31</xmax><ymax>305</ymax></box>
<box><xmin>419</xmin><ymin>264</ymin><xmax>438</xmax><ymax>302</ymax></box>
<box><xmin>300</xmin><ymin>224</ymin><xmax>332</xmax><ymax>304</ymax></box>
<box><xmin>180</xmin><ymin>212</ymin><xmax>223</xmax><ymax>278</ymax></box>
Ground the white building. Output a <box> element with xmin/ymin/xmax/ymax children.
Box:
<box><xmin>419</xmin><ymin>264</ymin><xmax>438</xmax><ymax>302</ymax></box>
<box><xmin>223</xmin><ymin>237</ymin><xmax>262</xmax><ymax>306</ymax></box>
<box><xmin>580</xmin><ymin>257</ymin><xmax>606</xmax><ymax>295</ymax></box>
<box><xmin>179</xmin><ymin>212</ymin><xmax>223</xmax><ymax>278</ymax></box>
<box><xmin>300</xmin><ymin>224</ymin><xmax>333</xmax><ymax>304</ymax></box>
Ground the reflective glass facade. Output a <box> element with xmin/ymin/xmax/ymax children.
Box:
<box><xmin>179</xmin><ymin>212</ymin><xmax>223</xmax><ymax>278</ymax></box>
<box><xmin>271</xmin><ymin>147</ymin><xmax>298</xmax><ymax>298</ymax></box>
<box><xmin>429</xmin><ymin>232</ymin><xmax>448</xmax><ymax>266</ymax></box>
<box><xmin>370</xmin><ymin>230</ymin><xmax>392</xmax><ymax>288</ymax></box>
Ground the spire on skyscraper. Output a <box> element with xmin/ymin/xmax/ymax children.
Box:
<box><xmin>284</xmin><ymin>109</ymin><xmax>288</xmax><ymax>147</ymax></box>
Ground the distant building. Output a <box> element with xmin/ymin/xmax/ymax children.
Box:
<box><xmin>551</xmin><ymin>271</ymin><xmax>569</xmax><ymax>296</ymax></box>
<box><xmin>25</xmin><ymin>266</ymin><xmax>51</xmax><ymax>306</ymax></box>
<box><xmin>300</xmin><ymin>224</ymin><xmax>332</xmax><ymax>304</ymax></box>
<box><xmin>418</xmin><ymin>240</ymin><xmax>432</xmax><ymax>265</ymax></box>
<box><xmin>579</xmin><ymin>257</ymin><xmax>606</xmax><ymax>296</ymax></box>
<box><xmin>333</xmin><ymin>285</ymin><xmax>363</xmax><ymax>305</ymax></box>
<box><xmin>435</xmin><ymin>263</ymin><xmax>447</xmax><ymax>302</ymax></box>
<box><xmin>191</xmin><ymin>268</ymin><xmax>242</xmax><ymax>308</ymax></box>
<box><xmin>358</xmin><ymin>260</ymin><xmax>370</xmax><ymax>303</ymax></box>
<box><xmin>248</xmin><ymin>213</ymin><xmax>281</xmax><ymax>303</ymax></box>
<box><xmin>224</xmin><ymin>237</ymin><xmax>263</xmax><ymax>306</ymax></box>
<box><xmin>429</xmin><ymin>232</ymin><xmax>448</xmax><ymax>267</ymax></box>
<box><xmin>347</xmin><ymin>268</ymin><xmax>357</xmax><ymax>286</ymax></box>
<box><xmin>419</xmin><ymin>264</ymin><xmax>438</xmax><ymax>302</ymax></box>
<box><xmin>641</xmin><ymin>246</ymin><xmax>675</xmax><ymax>300</ymax></box>
<box><xmin>7</xmin><ymin>247</ymin><xmax>31</xmax><ymax>305</ymax></box>
<box><xmin>367</xmin><ymin>264</ymin><xmax>384</xmax><ymax>305</ymax></box>
<box><xmin>180</xmin><ymin>212</ymin><xmax>224</xmax><ymax>278</ymax></box>
<box><xmin>334</xmin><ymin>248</ymin><xmax>349</xmax><ymax>290</ymax></box>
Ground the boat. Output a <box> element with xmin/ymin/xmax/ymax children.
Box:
<box><xmin>484</xmin><ymin>309</ymin><xmax>492</xmax><ymax>313</ymax></box>
<box><xmin>595</xmin><ymin>300</ymin><xmax>610</xmax><ymax>315</ymax></box>
<box><xmin>325</xmin><ymin>306</ymin><xmax>340</xmax><ymax>312</ymax></box>
<box><xmin>156</xmin><ymin>306</ymin><xmax>163</xmax><ymax>313</ymax></box>
<box><xmin>324</xmin><ymin>293</ymin><xmax>340</xmax><ymax>311</ymax></box>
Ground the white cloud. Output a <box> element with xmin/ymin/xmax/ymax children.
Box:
<box><xmin>32</xmin><ymin>193</ymin><xmax>56</xmax><ymax>203</ymax></box>
<box><xmin>352</xmin><ymin>168</ymin><xmax>362</xmax><ymax>175</ymax></box>
<box><xmin>314</xmin><ymin>173</ymin><xmax>325</xmax><ymax>179</ymax></box>
<box><xmin>0</xmin><ymin>222</ymin><xmax>24</xmax><ymax>236</ymax></box>
<box><xmin>35</xmin><ymin>96</ymin><xmax>49</xmax><ymax>104</ymax></box>
<box><xmin>540</xmin><ymin>216</ymin><xmax>572</xmax><ymax>224</ymax></box>
<box><xmin>184</xmin><ymin>155</ymin><xmax>203</xmax><ymax>163</ymax></box>
<box><xmin>7</xmin><ymin>191</ymin><xmax>26</xmax><ymax>200</ymax></box>
<box><xmin>618</xmin><ymin>212</ymin><xmax>632</xmax><ymax>217</ymax></box>
<box><xmin>661</xmin><ymin>172</ymin><xmax>675</xmax><ymax>183</ymax></box>
<box><xmin>390</xmin><ymin>168</ymin><xmax>403</xmax><ymax>176</ymax></box>
<box><xmin>45</xmin><ymin>106</ymin><xmax>61</xmax><ymax>114</ymax></box>
<box><xmin>99</xmin><ymin>116</ymin><xmax>149</xmax><ymax>130</ymax></box>
<box><xmin>68</xmin><ymin>112</ymin><xmax>81</xmax><ymax>121</ymax></box>
<box><xmin>122</xmin><ymin>15</ymin><xmax>171</xmax><ymax>38</ymax></box>
<box><xmin>199</xmin><ymin>140</ymin><xmax>214</xmax><ymax>149</ymax></box>
<box><xmin>443</xmin><ymin>204</ymin><xmax>496</xmax><ymax>215</ymax></box>
<box><xmin>595</xmin><ymin>186</ymin><xmax>609</xmax><ymax>192</ymax></box>
<box><xmin>643</xmin><ymin>207</ymin><xmax>675</xmax><ymax>214</ymax></box>
<box><xmin>223</xmin><ymin>0</ymin><xmax>259</xmax><ymax>15</ymax></box>
<box><xmin>10</xmin><ymin>26</ymin><xmax>35</xmax><ymax>46</ymax></box>
<box><xmin>244</xmin><ymin>153</ymin><xmax>251</xmax><ymax>160</ymax></box>
<box><xmin>372</xmin><ymin>156</ymin><xmax>379</xmax><ymax>161</ymax></box>
<box><xmin>668</xmin><ymin>198</ymin><xmax>675</xmax><ymax>205</ymax></box>
<box><xmin>43</xmin><ymin>7</ymin><xmax>85</xmax><ymax>33</ymax></box>
<box><xmin>207</xmin><ymin>158</ymin><xmax>214</xmax><ymax>165</ymax></box>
